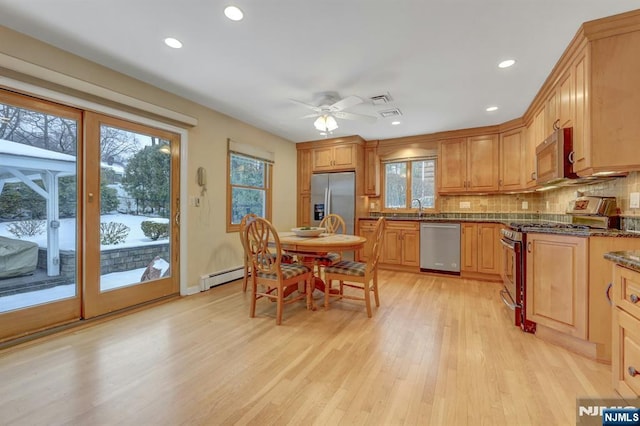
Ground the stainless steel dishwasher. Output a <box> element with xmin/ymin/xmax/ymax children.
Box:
<box><xmin>420</xmin><ymin>222</ymin><xmax>461</xmax><ymax>275</ymax></box>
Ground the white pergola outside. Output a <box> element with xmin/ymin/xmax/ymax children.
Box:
<box><xmin>0</xmin><ymin>139</ymin><xmax>76</xmax><ymax>276</ymax></box>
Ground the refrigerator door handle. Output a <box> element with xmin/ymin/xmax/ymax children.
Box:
<box><xmin>327</xmin><ymin>188</ymin><xmax>331</xmax><ymax>215</ymax></box>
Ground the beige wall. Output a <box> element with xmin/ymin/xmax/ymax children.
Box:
<box><xmin>0</xmin><ymin>26</ymin><xmax>298</xmax><ymax>291</ymax></box>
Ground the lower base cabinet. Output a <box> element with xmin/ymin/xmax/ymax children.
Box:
<box><xmin>460</xmin><ymin>222</ymin><xmax>501</xmax><ymax>277</ymax></box>
<box><xmin>382</xmin><ymin>221</ymin><xmax>420</xmax><ymax>267</ymax></box>
<box><xmin>357</xmin><ymin>220</ymin><xmax>419</xmax><ymax>269</ymax></box>
<box><xmin>612</xmin><ymin>264</ymin><xmax>640</xmax><ymax>397</ymax></box>
<box><xmin>526</xmin><ymin>233</ymin><xmax>588</xmax><ymax>339</ymax></box>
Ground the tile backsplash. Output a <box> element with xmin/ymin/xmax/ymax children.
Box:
<box><xmin>541</xmin><ymin>171</ymin><xmax>640</xmax><ymax>216</ymax></box>
<box><xmin>438</xmin><ymin>172</ymin><xmax>640</xmax><ymax>229</ymax></box>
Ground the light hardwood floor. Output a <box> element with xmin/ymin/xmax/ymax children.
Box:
<box><xmin>0</xmin><ymin>271</ymin><xmax>616</xmax><ymax>425</ymax></box>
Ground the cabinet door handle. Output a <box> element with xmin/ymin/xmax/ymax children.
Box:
<box><xmin>531</xmin><ymin>172</ymin><xmax>536</xmax><ymax>180</ymax></box>
<box><xmin>606</xmin><ymin>283</ymin><xmax>613</xmax><ymax>306</ymax></box>
<box><xmin>630</xmin><ymin>294</ymin><xmax>639</xmax><ymax>304</ymax></box>
<box><xmin>553</xmin><ymin>119</ymin><xmax>560</xmax><ymax>130</ymax></box>
<box><xmin>628</xmin><ymin>366</ymin><xmax>639</xmax><ymax>377</ymax></box>
<box><xmin>527</xmin><ymin>242</ymin><xmax>532</xmax><ymax>253</ymax></box>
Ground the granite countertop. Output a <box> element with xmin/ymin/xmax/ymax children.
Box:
<box><xmin>360</xmin><ymin>216</ymin><xmax>508</xmax><ymax>224</ymax></box>
<box><xmin>604</xmin><ymin>250</ymin><xmax>640</xmax><ymax>272</ymax></box>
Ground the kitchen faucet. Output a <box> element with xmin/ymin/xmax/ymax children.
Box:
<box><xmin>412</xmin><ymin>198</ymin><xmax>423</xmax><ymax>217</ymax></box>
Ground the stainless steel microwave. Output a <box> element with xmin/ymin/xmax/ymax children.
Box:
<box><xmin>535</xmin><ymin>127</ymin><xmax>577</xmax><ymax>185</ymax></box>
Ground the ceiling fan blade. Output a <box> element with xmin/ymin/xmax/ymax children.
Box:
<box><xmin>289</xmin><ymin>98</ymin><xmax>321</xmax><ymax>112</ymax></box>
<box><xmin>299</xmin><ymin>113</ymin><xmax>320</xmax><ymax>119</ymax></box>
<box><xmin>329</xmin><ymin>95</ymin><xmax>363</xmax><ymax>112</ymax></box>
<box><xmin>334</xmin><ymin>111</ymin><xmax>377</xmax><ymax>123</ymax></box>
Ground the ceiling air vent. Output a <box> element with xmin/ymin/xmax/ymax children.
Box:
<box><xmin>370</xmin><ymin>93</ymin><xmax>392</xmax><ymax>105</ymax></box>
<box><xmin>378</xmin><ymin>108</ymin><xmax>402</xmax><ymax>118</ymax></box>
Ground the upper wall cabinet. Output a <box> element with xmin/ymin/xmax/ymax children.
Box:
<box><xmin>526</xmin><ymin>11</ymin><xmax>640</xmax><ymax>177</ymax></box>
<box><xmin>573</xmin><ymin>27</ymin><xmax>640</xmax><ymax>176</ymax></box>
<box><xmin>312</xmin><ymin>143</ymin><xmax>357</xmax><ymax>171</ymax></box>
<box><xmin>545</xmin><ymin>70</ymin><xmax>574</xmax><ymax>135</ymax></box>
<box><xmin>438</xmin><ymin>134</ymin><xmax>499</xmax><ymax>194</ymax></box>
<box><xmin>499</xmin><ymin>128</ymin><xmax>525</xmax><ymax>192</ymax></box>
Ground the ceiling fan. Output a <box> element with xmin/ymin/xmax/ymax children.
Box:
<box><xmin>290</xmin><ymin>92</ymin><xmax>377</xmax><ymax>132</ymax></box>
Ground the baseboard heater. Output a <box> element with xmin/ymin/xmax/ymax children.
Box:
<box><xmin>200</xmin><ymin>266</ymin><xmax>244</xmax><ymax>291</ymax></box>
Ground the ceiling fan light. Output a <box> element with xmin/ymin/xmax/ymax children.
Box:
<box><xmin>325</xmin><ymin>115</ymin><xmax>338</xmax><ymax>131</ymax></box>
<box><xmin>314</xmin><ymin>115</ymin><xmax>339</xmax><ymax>132</ymax></box>
<box><xmin>313</xmin><ymin>116</ymin><xmax>325</xmax><ymax>131</ymax></box>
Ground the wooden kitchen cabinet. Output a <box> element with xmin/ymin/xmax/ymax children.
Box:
<box><xmin>588</xmin><ymin>237</ymin><xmax>640</xmax><ymax>363</ymax></box>
<box><xmin>611</xmin><ymin>264</ymin><xmax>640</xmax><ymax>397</ymax></box>
<box><xmin>297</xmin><ymin>136</ymin><xmax>367</xmax><ymax>226</ymax></box>
<box><xmin>381</xmin><ymin>221</ymin><xmax>420</xmax><ymax>268</ymax></box>
<box><xmin>461</xmin><ymin>222</ymin><xmax>501</xmax><ymax>277</ymax></box>
<box><xmin>529</xmin><ymin>17</ymin><xmax>640</xmax><ymax>177</ymax></box>
<box><xmin>545</xmin><ymin>70</ymin><xmax>573</xmax><ymax>133</ymax></box>
<box><xmin>296</xmin><ymin>148</ymin><xmax>312</xmax><ymax>226</ymax></box>
<box><xmin>524</xmin><ymin>107</ymin><xmax>546</xmax><ymax>188</ymax></box>
<box><xmin>499</xmin><ymin>128</ymin><xmax>525</xmax><ymax>191</ymax></box>
<box><xmin>526</xmin><ymin>233</ymin><xmax>588</xmax><ymax>339</ymax></box>
<box><xmin>312</xmin><ymin>143</ymin><xmax>357</xmax><ymax>171</ymax></box>
<box><xmin>364</xmin><ymin>142</ymin><xmax>380</xmax><ymax>196</ymax></box>
<box><xmin>438</xmin><ymin>134</ymin><xmax>499</xmax><ymax>193</ymax></box>
<box><xmin>572</xmin><ymin>31</ymin><xmax>640</xmax><ymax>176</ymax></box>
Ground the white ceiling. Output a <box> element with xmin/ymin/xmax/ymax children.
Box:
<box><xmin>1</xmin><ymin>1</ymin><xmax>640</xmax><ymax>143</ymax></box>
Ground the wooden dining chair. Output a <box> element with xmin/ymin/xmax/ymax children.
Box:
<box><xmin>322</xmin><ymin>217</ymin><xmax>386</xmax><ymax>317</ymax></box>
<box><xmin>239</xmin><ymin>213</ymin><xmax>294</xmax><ymax>292</ymax></box>
<box><xmin>307</xmin><ymin>213</ymin><xmax>347</xmax><ymax>268</ymax></box>
<box><xmin>239</xmin><ymin>213</ymin><xmax>258</xmax><ymax>292</ymax></box>
<box><xmin>243</xmin><ymin>217</ymin><xmax>313</xmax><ymax>325</ymax></box>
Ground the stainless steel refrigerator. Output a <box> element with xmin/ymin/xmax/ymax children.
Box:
<box><xmin>311</xmin><ymin>172</ymin><xmax>355</xmax><ymax>237</ymax></box>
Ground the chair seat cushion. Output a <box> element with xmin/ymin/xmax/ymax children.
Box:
<box><xmin>257</xmin><ymin>263</ymin><xmax>311</xmax><ymax>280</ymax></box>
<box><xmin>324</xmin><ymin>260</ymin><xmax>366</xmax><ymax>277</ymax></box>
<box><xmin>316</xmin><ymin>252</ymin><xmax>341</xmax><ymax>265</ymax></box>
<box><xmin>257</xmin><ymin>253</ymin><xmax>295</xmax><ymax>265</ymax></box>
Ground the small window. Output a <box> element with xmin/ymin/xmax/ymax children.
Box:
<box><xmin>383</xmin><ymin>158</ymin><xmax>436</xmax><ymax>210</ymax></box>
<box><xmin>227</xmin><ymin>152</ymin><xmax>272</xmax><ymax>232</ymax></box>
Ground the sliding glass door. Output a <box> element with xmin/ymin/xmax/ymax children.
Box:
<box><xmin>0</xmin><ymin>91</ymin><xmax>181</xmax><ymax>341</ymax></box>
<box><xmin>0</xmin><ymin>90</ymin><xmax>82</xmax><ymax>340</ymax></box>
<box><xmin>83</xmin><ymin>113</ymin><xmax>180</xmax><ymax>318</ymax></box>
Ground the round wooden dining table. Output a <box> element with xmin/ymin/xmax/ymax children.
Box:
<box><xmin>277</xmin><ymin>232</ymin><xmax>366</xmax><ymax>254</ymax></box>
<box><xmin>276</xmin><ymin>232</ymin><xmax>367</xmax><ymax>308</ymax></box>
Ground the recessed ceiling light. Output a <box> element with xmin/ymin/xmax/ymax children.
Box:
<box><xmin>164</xmin><ymin>37</ymin><xmax>183</xmax><ymax>49</ymax></box>
<box><xmin>498</xmin><ymin>59</ymin><xmax>516</xmax><ymax>68</ymax></box>
<box><xmin>391</xmin><ymin>121</ymin><xmax>401</xmax><ymax>125</ymax></box>
<box><xmin>486</xmin><ymin>106</ymin><xmax>498</xmax><ymax>112</ymax></box>
<box><xmin>224</xmin><ymin>5</ymin><xmax>244</xmax><ymax>21</ymax></box>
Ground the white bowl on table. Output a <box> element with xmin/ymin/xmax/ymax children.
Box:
<box><xmin>291</xmin><ymin>227</ymin><xmax>325</xmax><ymax>237</ymax></box>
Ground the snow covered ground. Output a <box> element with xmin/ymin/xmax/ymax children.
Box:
<box><xmin>0</xmin><ymin>267</ymin><xmax>147</xmax><ymax>312</ymax></box>
<box><xmin>0</xmin><ymin>213</ymin><xmax>170</xmax><ymax>250</ymax></box>
<box><xmin>0</xmin><ymin>213</ymin><xmax>171</xmax><ymax>313</ymax></box>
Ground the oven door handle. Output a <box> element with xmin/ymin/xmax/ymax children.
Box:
<box><xmin>499</xmin><ymin>239</ymin><xmax>515</xmax><ymax>250</ymax></box>
<box><xmin>500</xmin><ymin>288</ymin><xmax>519</xmax><ymax>310</ymax></box>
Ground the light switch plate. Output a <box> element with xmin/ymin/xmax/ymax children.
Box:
<box><xmin>630</xmin><ymin>192</ymin><xmax>640</xmax><ymax>209</ymax></box>
<box><xmin>521</xmin><ymin>201</ymin><xmax>529</xmax><ymax>210</ymax></box>
<box><xmin>459</xmin><ymin>201</ymin><xmax>471</xmax><ymax>209</ymax></box>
